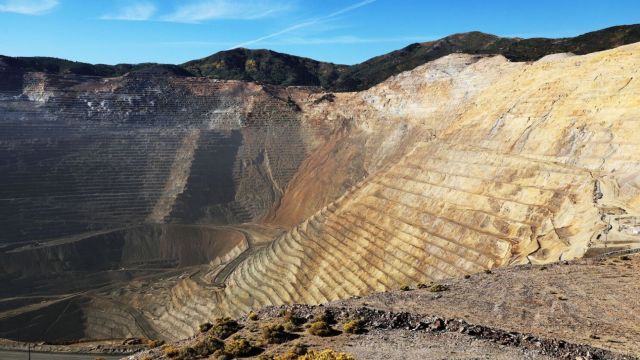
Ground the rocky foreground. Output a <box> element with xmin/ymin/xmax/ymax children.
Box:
<box><xmin>126</xmin><ymin>252</ymin><xmax>639</xmax><ymax>360</ymax></box>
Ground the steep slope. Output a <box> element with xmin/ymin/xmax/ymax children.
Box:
<box><xmin>110</xmin><ymin>44</ymin><xmax>640</xmax><ymax>341</ymax></box>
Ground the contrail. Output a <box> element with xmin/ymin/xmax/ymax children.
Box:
<box><xmin>230</xmin><ymin>0</ymin><xmax>376</xmax><ymax>49</ymax></box>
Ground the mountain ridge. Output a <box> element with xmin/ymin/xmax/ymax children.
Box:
<box><xmin>1</xmin><ymin>23</ymin><xmax>640</xmax><ymax>92</ymax></box>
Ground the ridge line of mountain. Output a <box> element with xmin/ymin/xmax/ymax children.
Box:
<box><xmin>1</xmin><ymin>23</ymin><xmax>639</xmax><ymax>92</ymax></box>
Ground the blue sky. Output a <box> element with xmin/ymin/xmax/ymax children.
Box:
<box><xmin>0</xmin><ymin>0</ymin><xmax>638</xmax><ymax>65</ymax></box>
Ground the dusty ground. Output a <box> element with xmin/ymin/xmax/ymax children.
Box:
<box><xmin>126</xmin><ymin>253</ymin><xmax>639</xmax><ymax>360</ymax></box>
<box><xmin>339</xmin><ymin>330</ymin><xmax>556</xmax><ymax>360</ymax></box>
<box><xmin>340</xmin><ymin>253</ymin><xmax>640</xmax><ymax>356</ymax></box>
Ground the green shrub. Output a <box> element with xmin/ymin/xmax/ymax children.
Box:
<box><xmin>224</xmin><ymin>336</ymin><xmax>256</xmax><ymax>357</ymax></box>
<box><xmin>248</xmin><ymin>311</ymin><xmax>259</xmax><ymax>321</ymax></box>
<box><xmin>342</xmin><ymin>319</ymin><xmax>364</xmax><ymax>334</ymax></box>
<box><xmin>307</xmin><ymin>321</ymin><xmax>336</xmax><ymax>337</ymax></box>
<box><xmin>210</xmin><ymin>317</ymin><xmax>240</xmax><ymax>339</ymax></box>
<box><xmin>282</xmin><ymin>310</ymin><xmax>307</xmax><ymax>331</ymax></box>
<box><xmin>262</xmin><ymin>323</ymin><xmax>292</xmax><ymax>344</ymax></box>
<box><xmin>314</xmin><ymin>311</ymin><xmax>335</xmax><ymax>324</ymax></box>
<box><xmin>192</xmin><ymin>335</ymin><xmax>224</xmax><ymax>357</ymax></box>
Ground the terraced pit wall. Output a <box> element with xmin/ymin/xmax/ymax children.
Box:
<box><xmin>137</xmin><ymin>45</ymin><xmax>640</xmax><ymax>340</ymax></box>
<box><xmin>0</xmin><ymin>73</ymin><xmax>313</xmax><ymax>244</ymax></box>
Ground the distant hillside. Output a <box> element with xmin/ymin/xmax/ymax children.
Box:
<box><xmin>331</xmin><ymin>24</ymin><xmax>640</xmax><ymax>90</ymax></box>
<box><xmin>0</xmin><ymin>55</ymin><xmax>153</xmax><ymax>77</ymax></box>
<box><xmin>182</xmin><ymin>48</ymin><xmax>348</xmax><ymax>88</ymax></box>
<box><xmin>2</xmin><ymin>24</ymin><xmax>639</xmax><ymax>91</ymax></box>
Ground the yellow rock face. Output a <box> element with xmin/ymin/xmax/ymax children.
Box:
<box><xmin>144</xmin><ymin>44</ymin><xmax>640</xmax><ymax>339</ymax></box>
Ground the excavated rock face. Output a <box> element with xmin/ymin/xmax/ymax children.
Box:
<box><xmin>0</xmin><ymin>73</ymin><xmax>309</xmax><ymax>243</ymax></box>
<box><xmin>1</xmin><ymin>43</ymin><xmax>640</xmax><ymax>342</ymax></box>
<box><xmin>146</xmin><ymin>44</ymin><xmax>640</xmax><ymax>340</ymax></box>
<box><xmin>0</xmin><ymin>71</ymin><xmax>316</xmax><ymax>341</ymax></box>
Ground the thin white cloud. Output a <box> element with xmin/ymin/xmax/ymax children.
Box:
<box><xmin>0</xmin><ymin>0</ymin><xmax>58</xmax><ymax>15</ymax></box>
<box><xmin>145</xmin><ymin>35</ymin><xmax>433</xmax><ymax>51</ymax></box>
<box><xmin>100</xmin><ymin>2</ymin><xmax>157</xmax><ymax>21</ymax></box>
<box><xmin>161</xmin><ymin>0</ymin><xmax>290</xmax><ymax>23</ymax></box>
<box><xmin>231</xmin><ymin>0</ymin><xmax>376</xmax><ymax>49</ymax></box>
<box><xmin>272</xmin><ymin>35</ymin><xmax>434</xmax><ymax>45</ymax></box>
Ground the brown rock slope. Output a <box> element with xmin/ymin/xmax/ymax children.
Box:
<box><xmin>136</xmin><ymin>43</ymin><xmax>640</xmax><ymax>340</ymax></box>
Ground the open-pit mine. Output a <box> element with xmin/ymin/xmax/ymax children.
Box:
<box><xmin>1</xmin><ymin>25</ymin><xmax>640</xmax><ymax>359</ymax></box>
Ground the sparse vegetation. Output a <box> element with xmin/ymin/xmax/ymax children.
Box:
<box><xmin>307</xmin><ymin>320</ymin><xmax>337</xmax><ymax>337</ymax></box>
<box><xmin>484</xmin><ymin>269</ymin><xmax>493</xmax><ymax>274</ymax></box>
<box><xmin>621</xmin><ymin>255</ymin><xmax>632</xmax><ymax>261</ymax></box>
<box><xmin>298</xmin><ymin>349</ymin><xmax>356</xmax><ymax>360</ymax></box>
<box><xmin>282</xmin><ymin>310</ymin><xmax>307</xmax><ymax>332</ymax></box>
<box><xmin>210</xmin><ymin>317</ymin><xmax>240</xmax><ymax>339</ymax></box>
<box><xmin>269</xmin><ymin>342</ymin><xmax>309</xmax><ymax>360</ymax></box>
<box><xmin>464</xmin><ymin>274</ymin><xmax>471</xmax><ymax>279</ymax></box>
<box><xmin>224</xmin><ymin>336</ymin><xmax>257</xmax><ymax>357</ymax></box>
<box><xmin>192</xmin><ymin>335</ymin><xmax>224</xmax><ymax>357</ymax></box>
<box><xmin>248</xmin><ymin>310</ymin><xmax>259</xmax><ymax>321</ymax></box>
<box><xmin>342</xmin><ymin>319</ymin><xmax>365</xmax><ymax>334</ymax></box>
<box><xmin>161</xmin><ymin>344</ymin><xmax>180</xmax><ymax>358</ymax></box>
<box><xmin>314</xmin><ymin>310</ymin><xmax>335</xmax><ymax>324</ymax></box>
<box><xmin>178</xmin><ymin>347</ymin><xmax>197</xmax><ymax>359</ymax></box>
<box><xmin>400</xmin><ymin>284</ymin><xmax>411</xmax><ymax>291</ymax></box>
<box><xmin>290</xmin><ymin>343</ymin><xmax>309</xmax><ymax>356</ymax></box>
<box><xmin>417</xmin><ymin>283</ymin><xmax>430</xmax><ymax>289</ymax></box>
<box><xmin>262</xmin><ymin>323</ymin><xmax>293</xmax><ymax>344</ymax></box>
